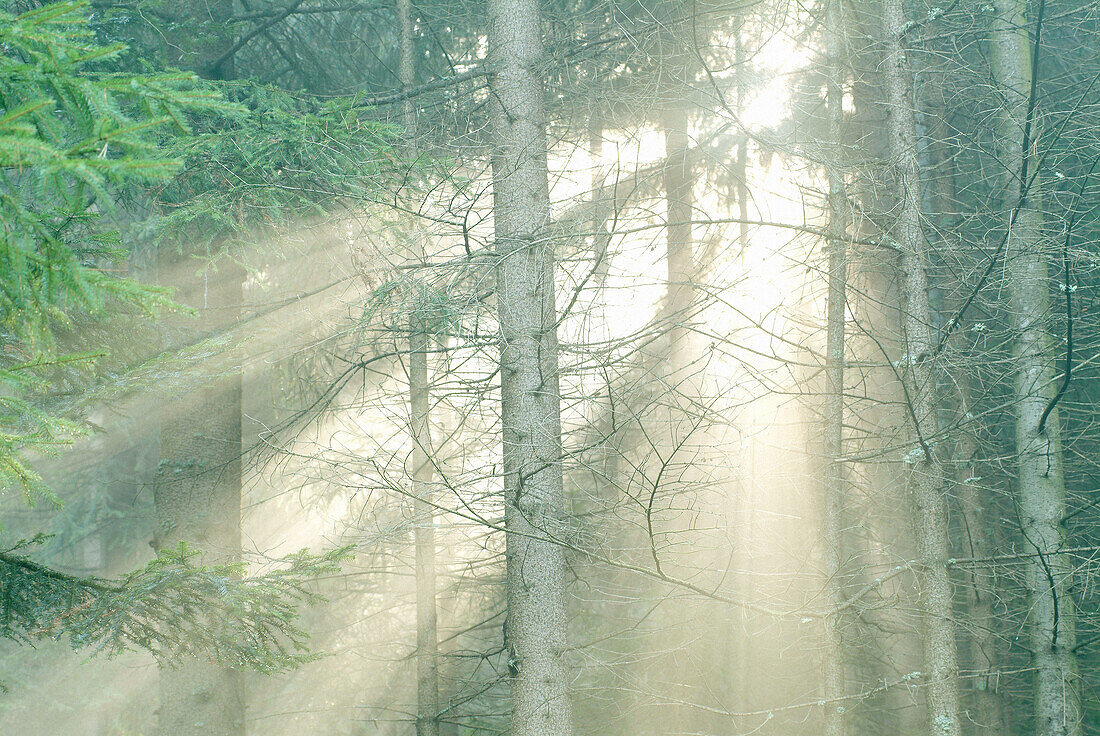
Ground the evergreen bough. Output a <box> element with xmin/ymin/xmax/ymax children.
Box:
<box><xmin>0</xmin><ymin>2</ymin><xmax>352</xmax><ymax>671</ymax></box>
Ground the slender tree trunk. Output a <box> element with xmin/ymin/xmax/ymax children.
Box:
<box><xmin>953</xmin><ymin>381</ymin><xmax>1008</xmax><ymax>736</ymax></box>
<box><xmin>154</xmin><ymin>262</ymin><xmax>245</xmax><ymax>736</ymax></box>
<box><xmin>587</xmin><ymin>25</ymin><xmax>612</xmax><ymax>298</ymax></box>
<box><xmin>920</xmin><ymin>68</ymin><xmax>1008</xmax><ymax>734</ymax></box>
<box><xmin>587</xmin><ymin>115</ymin><xmax>620</xmax><ymax>504</ymax></box>
<box><xmin>584</xmin><ymin>15</ymin><xmax>618</xmax><ymax>499</ymax></box>
<box><xmin>726</xmin><ymin>16</ymin><xmax>754</xmax><ymax>718</ymax></box>
<box><xmin>396</xmin><ymin>2</ymin><xmax>442</xmax><ymax>733</ymax></box>
<box><xmin>822</xmin><ymin>2</ymin><xmax>849</xmax><ymax>733</ymax></box>
<box><xmin>733</xmin><ymin>17</ymin><xmax>750</xmax><ymax>259</ymax></box>
<box><xmin>151</xmin><ymin>8</ymin><xmax>245</xmax><ymax>734</ymax></box>
<box><xmin>487</xmin><ymin>0</ymin><xmax>573</xmax><ymax>733</ymax></box>
<box><xmin>662</xmin><ymin>109</ymin><xmax>694</xmax><ymax>373</ymax></box>
<box><xmin>881</xmin><ymin>2</ymin><xmax>961</xmax><ymax>734</ymax></box>
<box><xmin>943</xmin><ymin>193</ymin><xmax>1009</xmax><ymax>736</ymax></box>
<box><xmin>989</xmin><ymin>4</ymin><xmax>1082</xmax><ymax>735</ymax></box>
<box><xmin>410</xmin><ymin>323</ymin><xmax>440</xmax><ymax>736</ymax></box>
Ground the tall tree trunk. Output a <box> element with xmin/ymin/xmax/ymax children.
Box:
<box><xmin>153</xmin><ymin>9</ymin><xmax>244</xmax><ymax>734</ymax></box>
<box><xmin>989</xmin><ymin>3</ymin><xmax>1082</xmax><ymax>735</ymax></box>
<box><xmin>733</xmin><ymin>16</ymin><xmax>750</xmax><ymax>259</ymax></box>
<box><xmin>881</xmin><ymin>2</ymin><xmax>961</xmax><ymax>734</ymax></box>
<box><xmin>953</xmin><ymin>382</ymin><xmax>1008</xmax><ymax>736</ymax></box>
<box><xmin>662</xmin><ymin>108</ymin><xmax>694</xmax><ymax>373</ymax></box>
<box><xmin>587</xmin><ymin>20</ymin><xmax>612</xmax><ymax>299</ymax></box>
<box><xmin>585</xmin><ymin>16</ymin><xmax>618</xmax><ymax>501</ymax></box>
<box><xmin>919</xmin><ymin>65</ymin><xmax>1008</xmax><ymax>734</ymax></box>
<box><xmin>154</xmin><ymin>262</ymin><xmax>245</xmax><ymax>736</ymax></box>
<box><xmin>943</xmin><ymin>188</ymin><xmax>1009</xmax><ymax>736</ymax></box>
<box><xmin>397</xmin><ymin>1</ymin><xmax>441</xmax><ymax>733</ymax></box>
<box><xmin>487</xmin><ymin>0</ymin><xmax>573</xmax><ymax>733</ymax></box>
<box><xmin>410</xmin><ymin>322</ymin><xmax>440</xmax><ymax>736</ymax></box>
<box><xmin>727</xmin><ymin>15</ymin><xmax>753</xmax><ymax>718</ymax></box>
<box><xmin>821</xmin><ymin>2</ymin><xmax>849</xmax><ymax>733</ymax></box>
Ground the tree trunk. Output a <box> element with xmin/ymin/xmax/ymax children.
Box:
<box><xmin>154</xmin><ymin>261</ymin><xmax>245</xmax><ymax>736</ymax></box>
<box><xmin>733</xmin><ymin>17</ymin><xmax>750</xmax><ymax>259</ymax></box>
<box><xmin>410</xmin><ymin>322</ymin><xmax>440</xmax><ymax>736</ymax></box>
<box><xmin>729</xmin><ymin>14</ymin><xmax>751</xmax><ymax>717</ymax></box>
<box><xmin>822</xmin><ymin>2</ymin><xmax>849</xmax><ymax>733</ymax></box>
<box><xmin>881</xmin><ymin>1</ymin><xmax>961</xmax><ymax>734</ymax></box>
<box><xmin>585</xmin><ymin>31</ymin><xmax>618</xmax><ymax>503</ymax></box>
<box><xmin>989</xmin><ymin>3</ymin><xmax>1082</xmax><ymax>735</ymax></box>
<box><xmin>953</xmin><ymin>383</ymin><xmax>1008</xmax><ymax>736</ymax></box>
<box><xmin>486</xmin><ymin>0</ymin><xmax>573</xmax><ymax>732</ymax></box>
<box><xmin>919</xmin><ymin>63</ymin><xmax>1008</xmax><ymax>735</ymax></box>
<box><xmin>662</xmin><ymin>108</ymin><xmax>694</xmax><ymax>373</ymax></box>
<box><xmin>152</xmin><ymin>8</ymin><xmax>245</xmax><ymax>733</ymax></box>
<box><xmin>396</xmin><ymin>1</ymin><xmax>442</xmax><ymax>733</ymax></box>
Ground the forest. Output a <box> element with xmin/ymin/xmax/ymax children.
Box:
<box><xmin>1</xmin><ymin>0</ymin><xmax>1098</xmax><ymax>734</ymax></box>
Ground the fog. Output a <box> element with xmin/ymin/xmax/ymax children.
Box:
<box><xmin>4</xmin><ymin>1</ymin><xmax>1100</xmax><ymax>736</ymax></box>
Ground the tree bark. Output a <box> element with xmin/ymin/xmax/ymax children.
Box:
<box><xmin>662</xmin><ymin>109</ymin><xmax>694</xmax><ymax>374</ymax></box>
<box><xmin>919</xmin><ymin>64</ymin><xmax>1008</xmax><ymax>734</ymax></box>
<box><xmin>487</xmin><ymin>0</ymin><xmax>573</xmax><ymax>733</ymax></box>
<box><xmin>154</xmin><ymin>261</ymin><xmax>245</xmax><ymax>736</ymax></box>
<box><xmin>396</xmin><ymin>2</ymin><xmax>442</xmax><ymax>734</ymax></box>
<box><xmin>881</xmin><ymin>1</ymin><xmax>961</xmax><ymax>734</ymax></box>
<box><xmin>989</xmin><ymin>3</ymin><xmax>1082</xmax><ymax>735</ymax></box>
<box><xmin>152</xmin><ymin>7</ymin><xmax>244</xmax><ymax>732</ymax></box>
<box><xmin>822</xmin><ymin>2</ymin><xmax>849</xmax><ymax>734</ymax></box>
<box><xmin>733</xmin><ymin>16</ymin><xmax>750</xmax><ymax>260</ymax></box>
<box><xmin>410</xmin><ymin>322</ymin><xmax>440</xmax><ymax>736</ymax></box>
<box><xmin>729</xmin><ymin>14</ymin><xmax>751</xmax><ymax>717</ymax></box>
<box><xmin>953</xmin><ymin>383</ymin><xmax>1008</xmax><ymax>736</ymax></box>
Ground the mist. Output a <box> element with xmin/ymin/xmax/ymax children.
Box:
<box><xmin>3</xmin><ymin>1</ymin><xmax>1100</xmax><ymax>736</ymax></box>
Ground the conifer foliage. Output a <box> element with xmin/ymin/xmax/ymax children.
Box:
<box><xmin>1</xmin><ymin>535</ymin><xmax>348</xmax><ymax>672</ymax></box>
<box><xmin>0</xmin><ymin>1</ymin><xmax>218</xmax><ymax>499</ymax></box>
<box><xmin>0</xmin><ymin>2</ymin><xmax>347</xmax><ymax>670</ymax></box>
